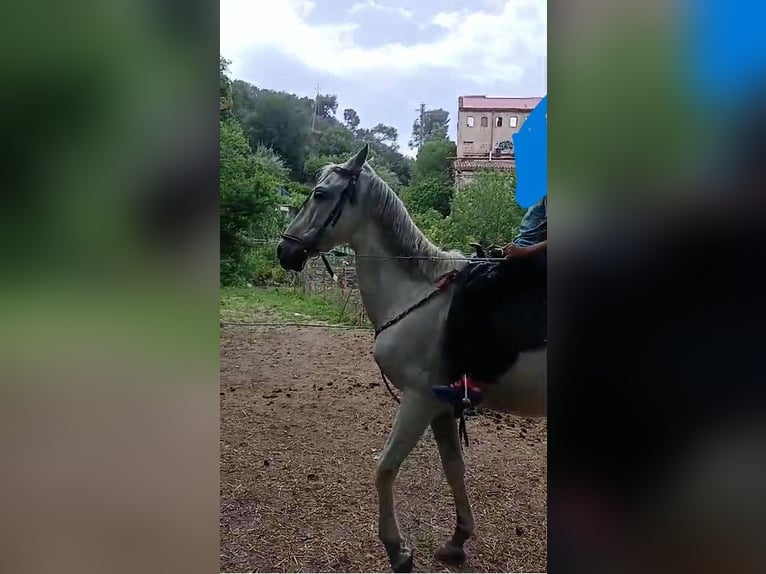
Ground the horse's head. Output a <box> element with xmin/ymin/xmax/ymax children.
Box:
<box><xmin>277</xmin><ymin>144</ymin><xmax>369</xmax><ymax>271</ymax></box>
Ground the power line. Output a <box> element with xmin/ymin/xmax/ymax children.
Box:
<box><xmin>311</xmin><ymin>83</ymin><xmax>320</xmax><ymax>133</ymax></box>
<box><xmin>418</xmin><ymin>102</ymin><xmax>425</xmax><ymax>153</ymax></box>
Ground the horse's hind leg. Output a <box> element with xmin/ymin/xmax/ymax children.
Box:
<box><xmin>431</xmin><ymin>413</ymin><xmax>475</xmax><ymax>564</ymax></box>
<box><xmin>375</xmin><ymin>391</ymin><xmax>436</xmax><ymax>572</ymax></box>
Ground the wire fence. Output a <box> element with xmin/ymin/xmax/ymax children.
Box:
<box><xmin>222</xmin><ymin>251</ymin><xmax>371</xmax><ymax>328</ymax></box>
<box><xmin>220</xmin><ymin>320</ymin><xmax>372</xmax><ymax>331</ymax></box>
<box><xmin>241</xmin><ymin>236</ymin><xmax>507</xmax><ymax>262</ymax></box>
<box><xmin>226</xmin><ymin>238</ymin><xmax>508</xmax><ymax>331</ymax></box>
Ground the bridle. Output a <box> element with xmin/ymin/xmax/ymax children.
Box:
<box><xmin>280</xmin><ymin>166</ymin><xmax>361</xmax><ymax>273</ymax></box>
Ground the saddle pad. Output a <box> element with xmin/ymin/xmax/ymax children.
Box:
<box><xmin>444</xmin><ymin>253</ymin><xmax>547</xmax><ymax>382</ymax></box>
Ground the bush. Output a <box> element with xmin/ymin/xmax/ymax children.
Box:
<box><xmin>220</xmin><ymin>117</ymin><xmax>283</xmax><ymax>286</ymax></box>
<box><xmin>400</xmin><ymin>177</ymin><xmax>454</xmax><ymax>218</ymax></box>
<box><xmin>446</xmin><ymin>170</ymin><xmax>526</xmax><ymax>248</ymax></box>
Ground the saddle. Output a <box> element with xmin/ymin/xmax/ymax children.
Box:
<box><xmin>469</xmin><ymin>242</ymin><xmax>505</xmax><ymax>259</ymax></box>
<box><xmin>443</xmin><ymin>246</ymin><xmax>547</xmax><ymax>383</ymax></box>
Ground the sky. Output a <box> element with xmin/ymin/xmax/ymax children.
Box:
<box><xmin>220</xmin><ymin>0</ymin><xmax>547</xmax><ymax>156</ymax></box>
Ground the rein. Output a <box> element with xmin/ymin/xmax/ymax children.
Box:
<box><xmin>372</xmin><ymin>269</ymin><xmax>461</xmax><ymax>405</ymax></box>
<box><xmin>372</xmin><ymin>267</ymin><xmax>472</xmax><ymax>448</ymax></box>
<box><xmin>373</xmin><ymin>270</ymin><xmax>459</xmax><ymax>337</ymax></box>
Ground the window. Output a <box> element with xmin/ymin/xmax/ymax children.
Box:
<box><xmin>510</xmin><ymin>115</ymin><xmax>518</xmax><ymax>128</ymax></box>
<box><xmin>496</xmin><ymin>116</ymin><xmax>503</xmax><ymax>127</ymax></box>
<box><xmin>466</xmin><ymin>115</ymin><xmax>475</xmax><ymax>127</ymax></box>
<box><xmin>480</xmin><ymin>116</ymin><xmax>488</xmax><ymax>127</ymax></box>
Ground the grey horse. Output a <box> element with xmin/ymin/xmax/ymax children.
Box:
<box><xmin>277</xmin><ymin>144</ymin><xmax>546</xmax><ymax>572</ymax></box>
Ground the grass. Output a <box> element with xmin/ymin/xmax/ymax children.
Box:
<box><xmin>220</xmin><ymin>286</ymin><xmax>370</xmax><ymax>327</ymax></box>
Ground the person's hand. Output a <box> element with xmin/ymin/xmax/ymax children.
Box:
<box><xmin>504</xmin><ymin>240</ymin><xmax>547</xmax><ymax>258</ymax></box>
<box><xmin>503</xmin><ymin>244</ymin><xmax>527</xmax><ymax>258</ymax></box>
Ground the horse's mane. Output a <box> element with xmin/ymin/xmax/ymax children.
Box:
<box><xmin>320</xmin><ymin>162</ymin><xmax>464</xmax><ymax>280</ymax></box>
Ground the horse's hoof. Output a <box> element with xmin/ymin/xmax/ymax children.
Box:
<box><xmin>434</xmin><ymin>542</ymin><xmax>466</xmax><ymax>564</ymax></box>
<box><xmin>391</xmin><ymin>548</ymin><xmax>413</xmax><ymax>573</ymax></box>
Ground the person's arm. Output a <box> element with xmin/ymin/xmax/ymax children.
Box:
<box><xmin>504</xmin><ymin>240</ymin><xmax>547</xmax><ymax>258</ymax></box>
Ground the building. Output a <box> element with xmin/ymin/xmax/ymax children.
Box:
<box><xmin>453</xmin><ymin>95</ymin><xmax>542</xmax><ymax>186</ymax></box>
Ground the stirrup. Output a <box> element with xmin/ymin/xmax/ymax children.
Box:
<box><xmin>462</xmin><ymin>375</ymin><xmax>471</xmax><ymax>406</ymax></box>
<box><xmin>453</xmin><ymin>379</ymin><xmax>472</xmax><ymax>427</ymax></box>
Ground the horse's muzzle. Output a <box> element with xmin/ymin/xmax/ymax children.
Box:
<box><xmin>276</xmin><ymin>238</ymin><xmax>310</xmax><ymax>271</ymax></box>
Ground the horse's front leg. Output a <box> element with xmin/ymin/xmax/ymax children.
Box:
<box><xmin>431</xmin><ymin>412</ymin><xmax>475</xmax><ymax>564</ymax></box>
<box><xmin>376</xmin><ymin>390</ymin><xmax>437</xmax><ymax>572</ymax></box>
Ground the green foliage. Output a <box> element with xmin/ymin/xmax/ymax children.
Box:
<box><xmin>284</xmin><ymin>180</ymin><xmax>312</xmax><ymax>205</ymax></box>
<box><xmin>303</xmin><ymin>153</ymin><xmax>348</xmax><ymax>183</ymax></box>
<box><xmin>222</xmin><ymin>62</ymin><xmax>527</xmax><ymax>287</ymax></box>
<box><xmin>367</xmin><ymin>139</ymin><xmax>412</xmax><ymax>185</ymax></box>
<box><xmin>399</xmin><ymin>133</ymin><xmax>457</xmax><ymax>217</ymax></box>
<box><xmin>241</xmin><ymin>91</ymin><xmax>311</xmax><ymax>178</ymax></box>
<box><xmin>239</xmin><ymin>246</ymin><xmax>289</xmax><ymax>285</ymax></box>
<box><xmin>400</xmin><ymin>177</ymin><xmax>453</xmax><ymax>217</ymax></box>
<box><xmin>443</xmin><ymin>170</ymin><xmax>525</xmax><ymax>249</ymax></box>
<box><xmin>412</xmin><ymin>134</ymin><xmax>456</xmax><ymax>185</ymax></box>
<box><xmin>370</xmin><ymin>123</ymin><xmax>399</xmax><ymax>148</ymax></box>
<box><xmin>343</xmin><ymin>108</ymin><xmax>360</xmax><ymax>130</ymax></box>
<box><xmin>229</xmin><ymin>77</ymin><xmax>411</xmax><ymax>187</ymax></box>
<box><xmin>408</xmin><ymin>208</ymin><xmax>452</xmax><ymax>245</ymax></box>
<box><xmin>313</xmin><ymin>125</ymin><xmax>358</xmax><ymax>157</ymax></box>
<box><xmin>252</xmin><ymin>144</ymin><xmax>290</xmax><ymax>179</ymax></box>
<box><xmin>220</xmin><ymin>117</ymin><xmax>283</xmax><ymax>286</ymax></box>
<box><xmin>401</xmin><ymin>170</ymin><xmax>525</xmax><ymax>252</ymax></box>
<box><xmin>409</xmin><ymin>108</ymin><xmax>450</xmax><ymax>149</ymax></box>
<box><xmin>220</xmin><ymin>56</ymin><xmax>233</xmax><ymax>117</ymax></box>
<box><xmin>231</xmin><ymin>79</ymin><xmax>260</xmax><ymax>122</ymax></box>
<box><xmin>316</xmin><ymin>94</ymin><xmax>339</xmax><ymax>118</ymax></box>
<box><xmin>221</xmin><ymin>287</ymin><xmax>369</xmax><ymax>327</ymax></box>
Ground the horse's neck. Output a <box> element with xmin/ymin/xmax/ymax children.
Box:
<box><xmin>350</xmin><ymin>225</ymin><xmax>448</xmax><ymax>330</ymax></box>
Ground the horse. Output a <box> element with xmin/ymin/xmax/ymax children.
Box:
<box><xmin>277</xmin><ymin>144</ymin><xmax>546</xmax><ymax>572</ymax></box>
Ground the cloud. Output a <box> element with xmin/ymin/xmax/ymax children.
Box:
<box><xmin>349</xmin><ymin>0</ymin><xmax>413</xmax><ymax>20</ymax></box>
<box><xmin>221</xmin><ymin>0</ymin><xmax>546</xmax><ymax>87</ymax></box>
<box><xmin>431</xmin><ymin>11</ymin><xmax>461</xmax><ymax>31</ymax></box>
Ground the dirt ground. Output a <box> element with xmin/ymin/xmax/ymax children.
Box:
<box><xmin>220</xmin><ymin>323</ymin><xmax>547</xmax><ymax>573</ymax></box>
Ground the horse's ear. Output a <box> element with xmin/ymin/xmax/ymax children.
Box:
<box><xmin>346</xmin><ymin>143</ymin><xmax>369</xmax><ymax>173</ymax></box>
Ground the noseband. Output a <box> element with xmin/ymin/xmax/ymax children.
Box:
<box><xmin>280</xmin><ymin>166</ymin><xmax>360</xmax><ymax>254</ymax></box>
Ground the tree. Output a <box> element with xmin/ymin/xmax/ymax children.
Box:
<box><xmin>381</xmin><ymin>152</ymin><xmax>412</xmax><ymax>186</ymax></box>
<box><xmin>228</xmin><ymin>76</ymin><xmax>413</xmax><ymax>185</ymax></box>
<box><xmin>343</xmin><ymin>108</ymin><xmax>360</xmax><ymax>130</ymax></box>
<box><xmin>313</xmin><ymin>125</ymin><xmax>357</xmax><ymax>157</ymax></box>
<box><xmin>356</xmin><ymin>128</ymin><xmax>412</xmax><ymax>185</ymax></box>
<box><xmin>220</xmin><ymin>117</ymin><xmax>283</xmax><ymax>285</ymax></box>
<box><xmin>230</xmin><ymin>79</ymin><xmax>260</xmax><ymax>123</ymax></box>
<box><xmin>252</xmin><ymin>144</ymin><xmax>290</xmax><ymax>180</ymax></box>
<box><xmin>220</xmin><ymin>56</ymin><xmax>233</xmax><ymax>117</ymax></box>
<box><xmin>316</xmin><ymin>94</ymin><xmax>338</xmax><ymax>118</ymax></box>
<box><xmin>218</xmin><ymin>64</ymin><xmax>420</xmax><ymax>285</ymax></box>
<box><xmin>400</xmin><ymin>177</ymin><xmax>453</xmax><ymax>217</ymax></box>
<box><xmin>370</xmin><ymin>123</ymin><xmax>399</xmax><ymax>148</ymax></box>
<box><xmin>409</xmin><ymin>108</ymin><xmax>450</xmax><ymax>149</ymax></box>
<box><xmin>446</xmin><ymin>170</ymin><xmax>526</xmax><ymax>248</ymax></box>
<box><xmin>411</xmin><ymin>133</ymin><xmax>456</xmax><ymax>185</ymax></box>
<box><xmin>241</xmin><ymin>91</ymin><xmax>310</xmax><ymax>179</ymax></box>
<box><xmin>398</xmin><ymin>134</ymin><xmax>456</xmax><ymax>216</ymax></box>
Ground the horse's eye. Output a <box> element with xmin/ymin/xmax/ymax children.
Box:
<box><xmin>313</xmin><ymin>187</ymin><xmax>327</xmax><ymax>199</ymax></box>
